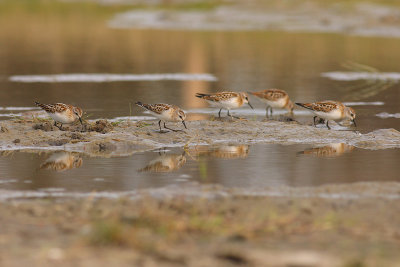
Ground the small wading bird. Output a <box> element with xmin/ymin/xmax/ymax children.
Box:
<box><xmin>249</xmin><ymin>89</ymin><xmax>294</xmax><ymax>117</ymax></box>
<box><xmin>35</xmin><ymin>102</ymin><xmax>83</xmax><ymax>130</ymax></box>
<box><xmin>135</xmin><ymin>102</ymin><xmax>187</xmax><ymax>132</ymax></box>
<box><xmin>295</xmin><ymin>101</ymin><xmax>356</xmax><ymax>130</ymax></box>
<box><xmin>195</xmin><ymin>92</ymin><xmax>253</xmax><ymax>118</ymax></box>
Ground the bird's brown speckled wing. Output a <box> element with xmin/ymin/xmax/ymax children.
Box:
<box><xmin>35</xmin><ymin>102</ymin><xmax>70</xmax><ymax>114</ymax></box>
<box><xmin>299</xmin><ymin>101</ymin><xmax>341</xmax><ymax>112</ymax></box>
<box><xmin>196</xmin><ymin>92</ymin><xmax>238</xmax><ymax>102</ymax></box>
<box><xmin>139</xmin><ymin>103</ymin><xmax>172</xmax><ymax>114</ymax></box>
<box><xmin>251</xmin><ymin>89</ymin><xmax>287</xmax><ymax>101</ymax></box>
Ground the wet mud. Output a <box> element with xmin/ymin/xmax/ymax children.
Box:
<box><xmin>0</xmin><ymin>118</ymin><xmax>399</xmax><ymax>157</ymax></box>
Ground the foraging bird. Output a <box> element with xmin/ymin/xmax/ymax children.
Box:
<box><xmin>295</xmin><ymin>101</ymin><xmax>356</xmax><ymax>130</ymax></box>
<box><xmin>249</xmin><ymin>89</ymin><xmax>294</xmax><ymax>117</ymax></box>
<box><xmin>195</xmin><ymin>92</ymin><xmax>253</xmax><ymax>118</ymax></box>
<box><xmin>135</xmin><ymin>102</ymin><xmax>187</xmax><ymax>132</ymax></box>
<box><xmin>35</xmin><ymin>101</ymin><xmax>83</xmax><ymax>130</ymax></box>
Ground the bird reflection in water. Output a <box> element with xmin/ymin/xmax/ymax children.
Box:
<box><xmin>40</xmin><ymin>151</ymin><xmax>83</xmax><ymax>171</ymax></box>
<box><xmin>189</xmin><ymin>144</ymin><xmax>250</xmax><ymax>159</ymax></box>
<box><xmin>298</xmin><ymin>143</ymin><xmax>355</xmax><ymax>158</ymax></box>
<box><xmin>138</xmin><ymin>151</ymin><xmax>186</xmax><ymax>173</ymax></box>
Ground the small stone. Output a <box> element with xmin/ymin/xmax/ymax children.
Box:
<box><xmin>13</xmin><ymin>139</ymin><xmax>20</xmax><ymax>144</ymax></box>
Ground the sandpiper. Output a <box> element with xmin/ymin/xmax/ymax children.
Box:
<box><xmin>35</xmin><ymin>102</ymin><xmax>83</xmax><ymax>130</ymax></box>
<box><xmin>195</xmin><ymin>92</ymin><xmax>253</xmax><ymax>118</ymax></box>
<box><xmin>249</xmin><ymin>89</ymin><xmax>294</xmax><ymax>116</ymax></box>
<box><xmin>295</xmin><ymin>101</ymin><xmax>356</xmax><ymax>130</ymax></box>
<box><xmin>135</xmin><ymin>102</ymin><xmax>187</xmax><ymax>132</ymax></box>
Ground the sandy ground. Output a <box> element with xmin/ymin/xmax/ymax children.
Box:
<box><xmin>1</xmin><ymin>182</ymin><xmax>400</xmax><ymax>266</ymax></box>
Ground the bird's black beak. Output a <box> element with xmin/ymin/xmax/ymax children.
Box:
<box><xmin>352</xmin><ymin>119</ymin><xmax>357</xmax><ymax>127</ymax></box>
<box><xmin>182</xmin><ymin>120</ymin><xmax>187</xmax><ymax>129</ymax></box>
<box><xmin>248</xmin><ymin>102</ymin><xmax>254</xmax><ymax>109</ymax></box>
<box><xmin>79</xmin><ymin>116</ymin><xmax>83</xmax><ymax>125</ymax></box>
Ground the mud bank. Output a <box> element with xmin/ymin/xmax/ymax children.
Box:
<box><xmin>1</xmin><ymin>181</ymin><xmax>400</xmax><ymax>266</ymax></box>
<box><xmin>1</xmin><ymin>180</ymin><xmax>400</xmax><ymax>201</ymax></box>
<box><xmin>0</xmin><ymin>118</ymin><xmax>399</xmax><ymax>156</ymax></box>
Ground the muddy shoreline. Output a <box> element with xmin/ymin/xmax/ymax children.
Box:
<box><xmin>0</xmin><ymin>117</ymin><xmax>399</xmax><ymax>157</ymax></box>
<box><xmin>1</xmin><ymin>182</ymin><xmax>400</xmax><ymax>266</ymax></box>
<box><xmin>1</xmin><ymin>117</ymin><xmax>400</xmax><ymax>265</ymax></box>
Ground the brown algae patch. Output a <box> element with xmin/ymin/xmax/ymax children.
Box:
<box><xmin>0</xmin><ymin>118</ymin><xmax>399</xmax><ymax>156</ymax></box>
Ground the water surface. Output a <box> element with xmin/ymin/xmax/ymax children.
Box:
<box><xmin>0</xmin><ymin>144</ymin><xmax>399</xmax><ymax>192</ymax></box>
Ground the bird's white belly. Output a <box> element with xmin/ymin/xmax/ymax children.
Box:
<box><xmin>207</xmin><ymin>98</ymin><xmax>240</xmax><ymax>109</ymax></box>
<box><xmin>150</xmin><ymin>110</ymin><xmax>176</xmax><ymax>122</ymax></box>
<box><xmin>314</xmin><ymin>109</ymin><xmax>342</xmax><ymax>121</ymax></box>
<box><xmin>261</xmin><ymin>98</ymin><xmax>286</xmax><ymax>108</ymax></box>
<box><xmin>49</xmin><ymin>112</ymin><xmax>75</xmax><ymax>124</ymax></box>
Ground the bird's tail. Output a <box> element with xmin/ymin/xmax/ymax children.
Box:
<box><xmin>195</xmin><ymin>93</ymin><xmax>210</xmax><ymax>99</ymax></box>
<box><xmin>35</xmin><ymin>101</ymin><xmax>53</xmax><ymax>112</ymax></box>
<box><xmin>295</xmin><ymin>102</ymin><xmax>313</xmax><ymax>110</ymax></box>
<box><xmin>135</xmin><ymin>101</ymin><xmax>151</xmax><ymax>110</ymax></box>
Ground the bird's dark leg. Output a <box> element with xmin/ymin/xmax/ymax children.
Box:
<box><xmin>313</xmin><ymin>116</ymin><xmax>317</xmax><ymax>127</ymax></box>
<box><xmin>326</xmin><ymin>120</ymin><xmax>331</xmax><ymax>130</ymax></box>
<box><xmin>270</xmin><ymin>107</ymin><xmax>273</xmax><ymax>117</ymax></box>
<box><xmin>54</xmin><ymin>121</ymin><xmax>62</xmax><ymax>130</ymax></box>
<box><xmin>227</xmin><ymin>109</ymin><xmax>241</xmax><ymax>119</ymax></box>
<box><xmin>158</xmin><ymin>120</ymin><xmax>162</xmax><ymax>132</ymax></box>
<box><xmin>54</xmin><ymin>121</ymin><xmax>63</xmax><ymax>130</ymax></box>
<box><xmin>218</xmin><ymin>108</ymin><xmax>222</xmax><ymax>118</ymax></box>
<box><xmin>163</xmin><ymin>122</ymin><xmax>182</xmax><ymax>132</ymax></box>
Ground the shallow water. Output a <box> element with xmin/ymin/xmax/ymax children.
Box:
<box><xmin>1</xmin><ymin>2</ymin><xmax>400</xmax><ymax>196</ymax></box>
<box><xmin>0</xmin><ymin>144</ymin><xmax>399</xmax><ymax>193</ymax></box>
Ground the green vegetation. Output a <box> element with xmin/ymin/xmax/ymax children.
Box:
<box><xmin>0</xmin><ymin>0</ymin><xmax>224</xmax><ymax>19</ymax></box>
<box><xmin>0</xmin><ymin>0</ymin><xmax>134</xmax><ymax>18</ymax></box>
